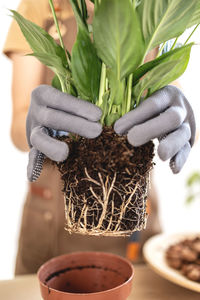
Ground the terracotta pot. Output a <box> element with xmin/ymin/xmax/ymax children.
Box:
<box><xmin>37</xmin><ymin>252</ymin><xmax>134</xmax><ymax>300</ymax></box>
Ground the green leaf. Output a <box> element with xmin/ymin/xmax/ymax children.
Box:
<box><xmin>29</xmin><ymin>52</ymin><xmax>67</xmax><ymax>76</ymax></box>
<box><xmin>113</xmin><ymin>80</ymin><xmax>125</xmax><ymax>106</ymax></box>
<box><xmin>107</xmin><ymin>70</ymin><xmax>126</xmax><ymax>106</ymax></box>
<box><xmin>70</xmin><ymin>0</ymin><xmax>101</xmax><ymax>102</ymax></box>
<box><xmin>133</xmin><ymin>44</ymin><xmax>193</xmax><ymax>104</ymax></box>
<box><xmin>186</xmin><ymin>172</ymin><xmax>200</xmax><ymax>186</ymax></box>
<box><xmin>187</xmin><ymin>1</ymin><xmax>200</xmax><ymax>28</ymax></box>
<box><xmin>133</xmin><ymin>44</ymin><xmax>193</xmax><ymax>84</ymax></box>
<box><xmin>133</xmin><ymin>61</ymin><xmax>175</xmax><ymax>103</ymax></box>
<box><xmin>10</xmin><ymin>10</ymin><xmax>68</xmax><ymax>66</ymax></box>
<box><xmin>186</xmin><ymin>195</ymin><xmax>195</xmax><ymax>204</ymax></box>
<box><xmin>137</xmin><ymin>0</ymin><xmax>198</xmax><ymax>52</ymax></box>
<box><xmin>105</xmin><ymin>113</ymin><xmax>120</xmax><ymax>127</ymax></box>
<box><xmin>52</xmin><ymin>75</ymin><xmax>62</xmax><ymax>91</ymax></box>
<box><xmin>52</xmin><ymin>73</ymin><xmax>77</xmax><ymax>96</ymax></box>
<box><xmin>69</xmin><ymin>0</ymin><xmax>88</xmax><ymax>30</ymax></box>
<box><xmin>71</xmin><ymin>27</ymin><xmax>101</xmax><ymax>102</ymax></box>
<box><xmin>29</xmin><ymin>52</ymin><xmax>69</xmax><ymax>93</ymax></box>
<box><xmin>93</xmin><ymin>0</ymin><xmax>145</xmax><ymax>80</ymax></box>
<box><xmin>79</xmin><ymin>0</ymin><xmax>88</xmax><ymax>22</ymax></box>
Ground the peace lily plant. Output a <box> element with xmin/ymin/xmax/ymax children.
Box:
<box><xmin>11</xmin><ymin>0</ymin><xmax>200</xmax><ymax>236</ymax></box>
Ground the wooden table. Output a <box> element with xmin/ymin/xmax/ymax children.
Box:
<box><xmin>0</xmin><ymin>265</ymin><xmax>199</xmax><ymax>299</ymax></box>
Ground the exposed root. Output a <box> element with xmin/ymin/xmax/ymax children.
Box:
<box><xmin>64</xmin><ymin>168</ymin><xmax>149</xmax><ymax>236</ymax></box>
<box><xmin>114</xmin><ymin>182</ymin><xmax>139</xmax><ymax>232</ymax></box>
<box><xmin>57</xmin><ymin>127</ymin><xmax>154</xmax><ymax>237</ymax></box>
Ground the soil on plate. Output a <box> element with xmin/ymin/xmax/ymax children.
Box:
<box><xmin>56</xmin><ymin>127</ymin><xmax>154</xmax><ymax>236</ymax></box>
<box><xmin>166</xmin><ymin>236</ymin><xmax>200</xmax><ymax>282</ymax></box>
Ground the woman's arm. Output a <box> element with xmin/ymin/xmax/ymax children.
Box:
<box><xmin>10</xmin><ymin>54</ymin><xmax>45</xmax><ymax>151</ymax></box>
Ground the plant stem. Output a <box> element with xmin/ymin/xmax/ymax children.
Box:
<box><xmin>48</xmin><ymin>0</ymin><xmax>65</xmax><ymax>50</ymax></box>
<box><xmin>157</xmin><ymin>42</ymin><xmax>166</xmax><ymax>57</ymax></box>
<box><xmin>77</xmin><ymin>0</ymin><xmax>82</xmax><ymax>11</ymax></box>
<box><xmin>49</xmin><ymin>0</ymin><xmax>72</xmax><ymax>94</ymax></box>
<box><xmin>125</xmin><ymin>74</ymin><xmax>133</xmax><ymax>114</ymax></box>
<box><xmin>136</xmin><ymin>90</ymin><xmax>143</xmax><ymax>107</ymax></box>
<box><xmin>97</xmin><ymin>63</ymin><xmax>106</xmax><ymax>107</ymax></box>
<box><xmin>77</xmin><ymin>0</ymin><xmax>87</xmax><ymax>23</ymax></box>
<box><xmin>80</xmin><ymin>0</ymin><xmax>88</xmax><ymax>21</ymax></box>
<box><xmin>106</xmin><ymin>78</ymin><xmax>109</xmax><ymax>90</ymax></box>
<box><xmin>170</xmin><ymin>37</ymin><xmax>178</xmax><ymax>50</ymax></box>
<box><xmin>57</xmin><ymin>74</ymin><xmax>67</xmax><ymax>93</ymax></box>
<box><xmin>184</xmin><ymin>24</ymin><xmax>199</xmax><ymax>45</ymax></box>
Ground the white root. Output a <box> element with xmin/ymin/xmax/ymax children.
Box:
<box><xmin>64</xmin><ymin>168</ymin><xmax>149</xmax><ymax>236</ymax></box>
<box><xmin>95</xmin><ymin>172</ymin><xmax>116</xmax><ymax>230</ymax></box>
<box><xmin>114</xmin><ymin>182</ymin><xmax>139</xmax><ymax>231</ymax></box>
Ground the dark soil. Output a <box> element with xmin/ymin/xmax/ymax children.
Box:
<box><xmin>45</xmin><ymin>265</ymin><xmax>128</xmax><ymax>293</ymax></box>
<box><xmin>57</xmin><ymin>127</ymin><xmax>154</xmax><ymax>236</ymax></box>
<box><xmin>166</xmin><ymin>237</ymin><xmax>200</xmax><ymax>282</ymax></box>
<box><xmin>45</xmin><ymin>265</ymin><xmax>123</xmax><ymax>282</ymax></box>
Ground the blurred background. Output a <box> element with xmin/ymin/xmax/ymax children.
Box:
<box><xmin>0</xmin><ymin>0</ymin><xmax>200</xmax><ymax>280</ymax></box>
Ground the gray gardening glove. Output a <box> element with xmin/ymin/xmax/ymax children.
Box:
<box><xmin>27</xmin><ymin>85</ymin><xmax>102</xmax><ymax>182</ymax></box>
<box><xmin>114</xmin><ymin>85</ymin><xmax>196</xmax><ymax>174</ymax></box>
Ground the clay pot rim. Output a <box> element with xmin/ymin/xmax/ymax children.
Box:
<box><xmin>37</xmin><ymin>251</ymin><xmax>134</xmax><ymax>296</ymax></box>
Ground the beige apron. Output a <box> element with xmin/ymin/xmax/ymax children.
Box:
<box><xmin>15</xmin><ymin>9</ymin><xmax>161</xmax><ymax>275</ymax></box>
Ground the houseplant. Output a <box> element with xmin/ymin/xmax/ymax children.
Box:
<box><xmin>11</xmin><ymin>0</ymin><xmax>200</xmax><ymax>236</ymax></box>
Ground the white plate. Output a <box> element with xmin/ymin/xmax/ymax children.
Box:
<box><xmin>143</xmin><ymin>233</ymin><xmax>200</xmax><ymax>293</ymax></box>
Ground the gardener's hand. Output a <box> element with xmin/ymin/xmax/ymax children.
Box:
<box><xmin>27</xmin><ymin>85</ymin><xmax>102</xmax><ymax>181</ymax></box>
<box><xmin>114</xmin><ymin>85</ymin><xmax>196</xmax><ymax>174</ymax></box>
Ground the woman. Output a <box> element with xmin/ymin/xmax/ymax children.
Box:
<box><xmin>4</xmin><ymin>0</ymin><xmax>194</xmax><ymax>275</ymax></box>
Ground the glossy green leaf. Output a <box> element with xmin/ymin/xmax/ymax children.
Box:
<box><xmin>133</xmin><ymin>43</ymin><xmax>193</xmax><ymax>104</ymax></box>
<box><xmin>71</xmin><ymin>27</ymin><xmax>101</xmax><ymax>102</ymax></box>
<box><xmin>10</xmin><ymin>10</ymin><xmax>68</xmax><ymax>66</ymax></box>
<box><xmin>133</xmin><ymin>44</ymin><xmax>193</xmax><ymax>84</ymax></box>
<box><xmin>133</xmin><ymin>61</ymin><xmax>175</xmax><ymax>103</ymax></box>
<box><xmin>93</xmin><ymin>0</ymin><xmax>145</xmax><ymax>80</ymax></box>
<box><xmin>187</xmin><ymin>1</ymin><xmax>200</xmax><ymax>28</ymax></box>
<box><xmin>137</xmin><ymin>0</ymin><xmax>197</xmax><ymax>52</ymax></box>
